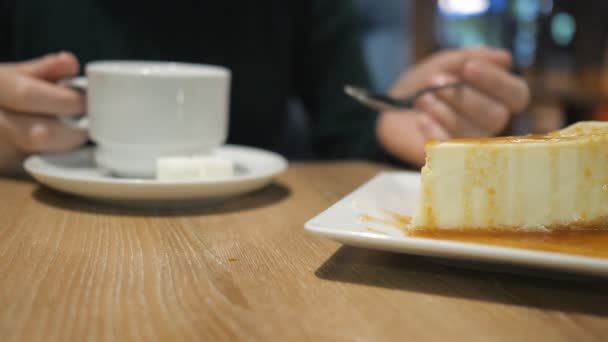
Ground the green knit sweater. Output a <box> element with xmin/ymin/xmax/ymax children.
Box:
<box><xmin>0</xmin><ymin>0</ymin><xmax>389</xmax><ymax>160</ymax></box>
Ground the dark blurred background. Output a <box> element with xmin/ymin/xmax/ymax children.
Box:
<box><xmin>354</xmin><ymin>0</ymin><xmax>608</xmax><ymax>135</ymax></box>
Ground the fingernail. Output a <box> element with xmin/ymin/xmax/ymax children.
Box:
<box><xmin>430</xmin><ymin>74</ymin><xmax>449</xmax><ymax>87</ymax></box>
<box><xmin>29</xmin><ymin>123</ymin><xmax>49</xmax><ymax>148</ymax></box>
<box><xmin>416</xmin><ymin>93</ymin><xmax>436</xmax><ymax>110</ymax></box>
<box><xmin>419</xmin><ymin>114</ymin><xmax>449</xmax><ymax>141</ymax></box>
<box><xmin>419</xmin><ymin>93</ymin><xmax>436</xmax><ymax>105</ymax></box>
<box><xmin>42</xmin><ymin>51</ymin><xmax>64</xmax><ymax>61</ymax></box>
<box><xmin>432</xmin><ymin>125</ymin><xmax>448</xmax><ymax>142</ymax></box>
<box><xmin>427</xmin><ymin>120</ymin><xmax>441</xmax><ymax>138</ymax></box>
<box><xmin>30</xmin><ymin>123</ymin><xmax>47</xmax><ymax>135</ymax></box>
<box><xmin>417</xmin><ymin>114</ymin><xmax>435</xmax><ymax>134</ymax></box>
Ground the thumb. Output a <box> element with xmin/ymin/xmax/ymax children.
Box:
<box><xmin>463</xmin><ymin>47</ymin><xmax>512</xmax><ymax>67</ymax></box>
<box><xmin>433</xmin><ymin>47</ymin><xmax>512</xmax><ymax>74</ymax></box>
<box><xmin>15</xmin><ymin>52</ymin><xmax>80</xmax><ymax>82</ymax></box>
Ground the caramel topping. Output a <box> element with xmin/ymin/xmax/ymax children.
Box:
<box><xmin>445</xmin><ymin>135</ymin><xmax>579</xmax><ymax>144</ymax></box>
<box><xmin>426</xmin><ymin>123</ymin><xmax>608</xmax><ymax>146</ymax></box>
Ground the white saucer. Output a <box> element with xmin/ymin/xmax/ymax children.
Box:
<box><xmin>24</xmin><ymin>145</ymin><xmax>287</xmax><ymax>204</ymax></box>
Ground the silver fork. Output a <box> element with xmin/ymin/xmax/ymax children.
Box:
<box><xmin>344</xmin><ymin>82</ymin><xmax>464</xmax><ymax>111</ymax></box>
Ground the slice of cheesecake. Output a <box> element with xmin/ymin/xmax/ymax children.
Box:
<box><xmin>410</xmin><ymin>121</ymin><xmax>608</xmax><ymax>232</ymax></box>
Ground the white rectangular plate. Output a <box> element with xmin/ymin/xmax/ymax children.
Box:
<box><xmin>305</xmin><ymin>171</ymin><xmax>608</xmax><ymax>278</ymax></box>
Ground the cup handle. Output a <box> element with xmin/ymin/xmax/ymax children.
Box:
<box><xmin>59</xmin><ymin>77</ymin><xmax>89</xmax><ymax>130</ymax></box>
<box><xmin>59</xmin><ymin>76</ymin><xmax>88</xmax><ymax>92</ymax></box>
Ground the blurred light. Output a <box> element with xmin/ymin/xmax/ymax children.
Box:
<box><xmin>513</xmin><ymin>0</ymin><xmax>540</xmax><ymax>21</ymax></box>
<box><xmin>551</xmin><ymin>12</ymin><xmax>576</xmax><ymax>46</ymax></box>
<box><xmin>438</xmin><ymin>0</ymin><xmax>490</xmax><ymax>16</ymax></box>
<box><xmin>461</xmin><ymin>30</ymin><xmax>487</xmax><ymax>47</ymax></box>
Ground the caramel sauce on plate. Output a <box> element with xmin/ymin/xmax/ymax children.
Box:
<box><xmin>363</xmin><ymin>213</ymin><xmax>608</xmax><ymax>259</ymax></box>
<box><xmin>411</xmin><ymin>229</ymin><xmax>608</xmax><ymax>259</ymax></box>
<box><xmin>360</xmin><ymin>212</ymin><xmax>411</xmax><ymax>227</ymax></box>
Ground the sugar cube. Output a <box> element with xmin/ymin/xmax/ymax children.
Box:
<box><xmin>156</xmin><ymin>155</ymin><xmax>234</xmax><ymax>181</ymax></box>
<box><xmin>156</xmin><ymin>156</ymin><xmax>202</xmax><ymax>181</ymax></box>
<box><xmin>197</xmin><ymin>157</ymin><xmax>234</xmax><ymax>180</ymax></box>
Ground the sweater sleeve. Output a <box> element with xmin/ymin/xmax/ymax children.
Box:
<box><xmin>292</xmin><ymin>0</ymin><xmax>390</xmax><ymax>161</ymax></box>
<box><xmin>0</xmin><ymin>0</ymin><xmax>14</xmax><ymax>61</ymax></box>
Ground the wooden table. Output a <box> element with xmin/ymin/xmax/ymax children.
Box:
<box><xmin>1</xmin><ymin>162</ymin><xmax>607</xmax><ymax>341</ymax></box>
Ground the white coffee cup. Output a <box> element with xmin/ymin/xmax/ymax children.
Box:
<box><xmin>71</xmin><ymin>61</ymin><xmax>230</xmax><ymax>178</ymax></box>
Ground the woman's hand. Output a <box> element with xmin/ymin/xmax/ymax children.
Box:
<box><xmin>0</xmin><ymin>52</ymin><xmax>87</xmax><ymax>172</ymax></box>
<box><xmin>376</xmin><ymin>47</ymin><xmax>530</xmax><ymax>166</ymax></box>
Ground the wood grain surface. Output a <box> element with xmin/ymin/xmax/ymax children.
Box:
<box><xmin>0</xmin><ymin>162</ymin><xmax>607</xmax><ymax>342</ymax></box>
